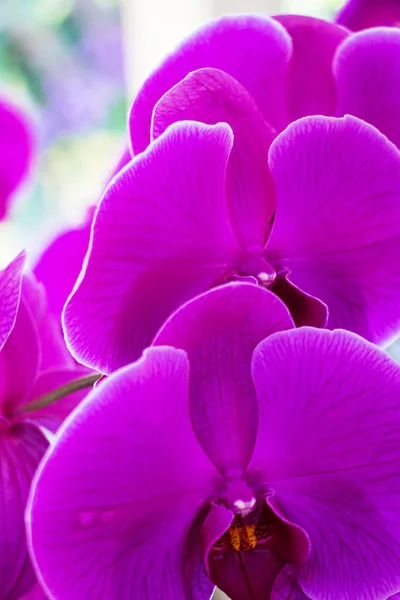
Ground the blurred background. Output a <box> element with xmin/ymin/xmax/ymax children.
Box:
<box><xmin>0</xmin><ymin>0</ymin><xmax>125</xmax><ymax>261</ymax></box>
<box><xmin>0</xmin><ymin>0</ymin><xmax>343</xmax><ymax>265</ymax></box>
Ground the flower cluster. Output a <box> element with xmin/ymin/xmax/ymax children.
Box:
<box><xmin>0</xmin><ymin>97</ymin><xmax>97</xmax><ymax>598</ymax></box>
<box><xmin>3</xmin><ymin>0</ymin><xmax>400</xmax><ymax>599</ymax></box>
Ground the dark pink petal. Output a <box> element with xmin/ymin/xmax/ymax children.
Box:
<box><xmin>21</xmin><ymin>585</ymin><xmax>48</xmax><ymax>600</ymax></box>
<box><xmin>272</xmin><ymin>272</ymin><xmax>327</xmax><ymax>328</ymax></box>
<box><xmin>335</xmin><ymin>28</ymin><xmax>400</xmax><ymax>149</ymax></box>
<box><xmin>0</xmin><ymin>251</ymin><xmax>25</xmax><ymax>350</ymax></box>
<box><xmin>250</xmin><ymin>327</ymin><xmax>400</xmax><ymax>600</ymax></box>
<box><xmin>336</xmin><ymin>0</ymin><xmax>400</xmax><ymax>30</ymax></box>
<box><xmin>212</xmin><ymin>551</ymin><xmax>283</xmax><ymax>600</ymax></box>
<box><xmin>154</xmin><ymin>283</ymin><xmax>294</xmax><ymax>476</ymax></box>
<box><xmin>130</xmin><ymin>15</ymin><xmax>292</xmax><ymax>153</ymax></box>
<box><xmin>27</xmin><ymin>347</ymin><xmax>219</xmax><ymax>600</ymax></box>
<box><xmin>24</xmin><ymin>367</ymin><xmax>91</xmax><ymax>432</ymax></box>
<box><xmin>21</xmin><ymin>274</ymin><xmax>75</xmax><ymax>372</ymax></box>
<box><xmin>34</xmin><ymin>215</ymin><xmax>93</xmax><ymax>324</ymax></box>
<box><xmin>0</xmin><ymin>99</ymin><xmax>33</xmax><ymax>220</ymax></box>
<box><xmin>267</xmin><ymin>115</ymin><xmax>400</xmax><ymax>344</ymax></box>
<box><xmin>64</xmin><ymin>122</ymin><xmax>240</xmax><ymax>373</ymax></box>
<box><xmin>153</xmin><ymin>68</ymin><xmax>276</xmax><ymax>250</ymax></box>
<box><xmin>271</xmin><ymin>568</ymin><xmax>310</xmax><ymax>599</ymax></box>
<box><xmin>0</xmin><ymin>423</ymin><xmax>48</xmax><ymax>600</ymax></box>
<box><xmin>274</xmin><ymin>15</ymin><xmax>348</xmax><ymax>121</ymax></box>
<box><xmin>1</xmin><ymin>290</ymin><xmax>40</xmax><ymax>414</ymax></box>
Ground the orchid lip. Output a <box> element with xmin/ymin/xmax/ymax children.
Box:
<box><xmin>203</xmin><ymin>494</ymin><xmax>309</xmax><ymax>600</ymax></box>
<box><xmin>211</xmin><ymin>507</ymin><xmax>276</xmax><ymax>556</ymax></box>
<box><xmin>203</xmin><ymin>477</ymin><xmax>310</xmax><ymax>569</ymax></box>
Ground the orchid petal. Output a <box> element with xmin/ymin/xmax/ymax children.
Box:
<box><xmin>0</xmin><ymin>423</ymin><xmax>48</xmax><ymax>600</ymax></box>
<box><xmin>27</xmin><ymin>347</ymin><xmax>219</xmax><ymax>600</ymax></box>
<box><xmin>34</xmin><ymin>217</ymin><xmax>92</xmax><ymax>324</ymax></box>
<box><xmin>271</xmin><ymin>568</ymin><xmax>310</xmax><ymax>600</ymax></box>
<box><xmin>129</xmin><ymin>15</ymin><xmax>292</xmax><ymax>153</ymax></box>
<box><xmin>335</xmin><ymin>28</ymin><xmax>400</xmax><ymax>149</ymax></box>
<box><xmin>0</xmin><ymin>251</ymin><xmax>25</xmax><ymax>350</ymax></box>
<box><xmin>250</xmin><ymin>327</ymin><xmax>400</xmax><ymax>600</ymax></box>
<box><xmin>155</xmin><ymin>283</ymin><xmax>294</xmax><ymax>476</ymax></box>
<box><xmin>152</xmin><ymin>67</ymin><xmax>276</xmax><ymax>250</ymax></box>
<box><xmin>1</xmin><ymin>290</ymin><xmax>40</xmax><ymax>413</ymax></box>
<box><xmin>336</xmin><ymin>0</ymin><xmax>400</xmax><ymax>30</ymax></box>
<box><xmin>64</xmin><ymin>121</ymin><xmax>240</xmax><ymax>373</ymax></box>
<box><xmin>272</xmin><ymin>272</ymin><xmax>327</xmax><ymax>328</ymax></box>
<box><xmin>212</xmin><ymin>552</ymin><xmax>283</xmax><ymax>600</ymax></box>
<box><xmin>21</xmin><ymin>585</ymin><xmax>48</xmax><ymax>600</ymax></box>
<box><xmin>21</xmin><ymin>274</ymin><xmax>75</xmax><ymax>372</ymax></box>
<box><xmin>274</xmin><ymin>15</ymin><xmax>348</xmax><ymax>121</ymax></box>
<box><xmin>267</xmin><ymin>115</ymin><xmax>400</xmax><ymax>344</ymax></box>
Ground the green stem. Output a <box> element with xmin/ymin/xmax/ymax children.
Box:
<box><xmin>18</xmin><ymin>373</ymin><xmax>102</xmax><ymax>414</ymax></box>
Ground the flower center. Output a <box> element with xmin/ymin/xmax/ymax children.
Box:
<box><xmin>239</xmin><ymin>255</ymin><xmax>276</xmax><ymax>285</ymax></box>
<box><xmin>211</xmin><ymin>503</ymin><xmax>277</xmax><ymax>557</ymax></box>
<box><xmin>221</xmin><ymin>254</ymin><xmax>276</xmax><ymax>288</ymax></box>
<box><xmin>202</xmin><ymin>495</ymin><xmax>310</xmax><ymax>600</ymax></box>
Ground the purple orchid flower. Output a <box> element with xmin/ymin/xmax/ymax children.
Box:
<box><xmin>336</xmin><ymin>0</ymin><xmax>400</xmax><ymax>30</ymax></box>
<box><xmin>65</xmin><ymin>115</ymin><xmax>400</xmax><ymax>373</ymax></box>
<box><xmin>0</xmin><ymin>252</ymin><xmax>92</xmax><ymax>599</ymax></box>
<box><xmin>0</xmin><ymin>98</ymin><xmax>33</xmax><ymax>220</ymax></box>
<box><xmin>33</xmin><ymin>148</ymin><xmax>132</xmax><ymax>324</ymax></box>
<box><xmin>128</xmin><ymin>14</ymin><xmax>400</xmax><ymax>157</ymax></box>
<box><xmin>29</xmin><ymin>283</ymin><xmax>400</xmax><ymax>599</ymax></box>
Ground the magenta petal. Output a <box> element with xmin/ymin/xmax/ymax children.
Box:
<box><xmin>21</xmin><ymin>585</ymin><xmax>47</xmax><ymax>600</ymax></box>
<box><xmin>0</xmin><ymin>251</ymin><xmax>25</xmax><ymax>350</ymax></box>
<box><xmin>129</xmin><ymin>15</ymin><xmax>292</xmax><ymax>153</ymax></box>
<box><xmin>155</xmin><ymin>283</ymin><xmax>294</xmax><ymax>476</ymax></box>
<box><xmin>0</xmin><ymin>99</ymin><xmax>33</xmax><ymax>220</ymax></box>
<box><xmin>336</xmin><ymin>0</ymin><xmax>400</xmax><ymax>30</ymax></box>
<box><xmin>0</xmin><ymin>423</ymin><xmax>48</xmax><ymax>600</ymax></box>
<box><xmin>64</xmin><ymin>121</ymin><xmax>240</xmax><ymax>373</ymax></box>
<box><xmin>1</xmin><ymin>290</ymin><xmax>40</xmax><ymax>413</ymax></box>
<box><xmin>34</xmin><ymin>216</ymin><xmax>93</xmax><ymax>323</ymax></box>
<box><xmin>212</xmin><ymin>551</ymin><xmax>283</xmax><ymax>600</ymax></box>
<box><xmin>153</xmin><ymin>68</ymin><xmax>276</xmax><ymax>250</ymax></box>
<box><xmin>27</xmin><ymin>347</ymin><xmax>219</xmax><ymax>600</ymax></box>
<box><xmin>201</xmin><ymin>503</ymin><xmax>233</xmax><ymax>570</ymax></box>
<box><xmin>335</xmin><ymin>28</ymin><xmax>400</xmax><ymax>149</ymax></box>
<box><xmin>250</xmin><ymin>328</ymin><xmax>400</xmax><ymax>600</ymax></box>
<box><xmin>272</xmin><ymin>272</ymin><xmax>328</xmax><ymax>328</ymax></box>
<box><xmin>274</xmin><ymin>15</ymin><xmax>348</xmax><ymax>121</ymax></box>
<box><xmin>21</xmin><ymin>274</ymin><xmax>75</xmax><ymax>372</ymax></box>
<box><xmin>271</xmin><ymin>568</ymin><xmax>310</xmax><ymax>600</ymax></box>
<box><xmin>267</xmin><ymin>115</ymin><xmax>400</xmax><ymax>344</ymax></box>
